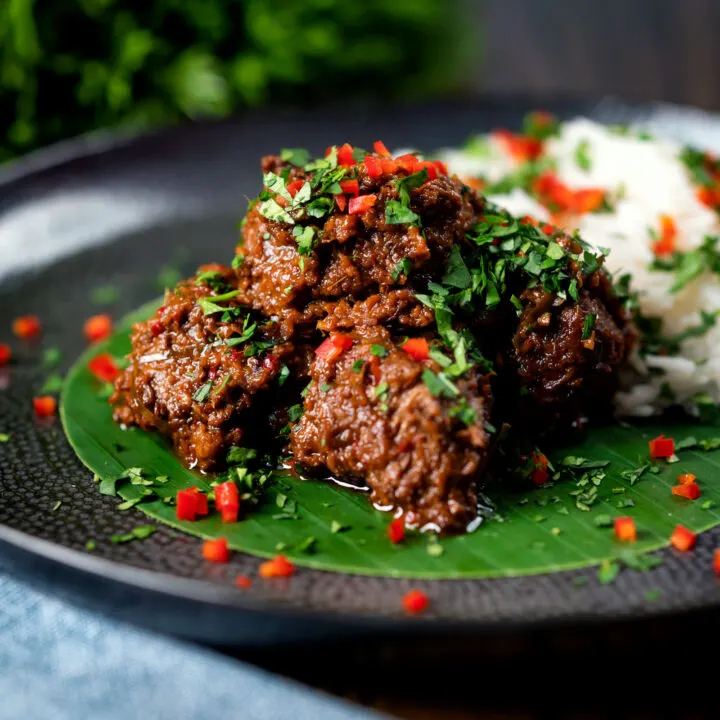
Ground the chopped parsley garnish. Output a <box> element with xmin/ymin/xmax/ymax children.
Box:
<box><xmin>0</xmin><ymin>433</ymin><xmax>9</xmax><ymax>442</ymax></box>
<box><xmin>195</xmin><ymin>270</ymin><xmax>229</xmax><ymax>291</ymax></box>
<box><xmin>593</xmin><ymin>514</ymin><xmax>613</xmax><ymax>528</ymax></box>
<box><xmin>192</xmin><ymin>382</ymin><xmax>213</xmax><ymax>403</ymax></box>
<box><xmin>330</xmin><ymin>520</ymin><xmax>348</xmax><ymax>533</ymax></box>
<box><xmin>352</xmin><ymin>359</ymin><xmax>366</xmax><ymax>372</ymax></box>
<box><xmin>374</xmin><ymin>381</ymin><xmax>389</xmax><ymax>398</ymax></box>
<box><xmin>278</xmin><ymin>364</ymin><xmax>290</xmax><ymax>386</ymax></box>
<box><xmin>231</xmin><ymin>255</ymin><xmax>244</xmax><ymax>269</ymax></box>
<box><xmin>287</xmin><ymin>404</ymin><xmax>304</xmax><ymax>423</ymax></box>
<box><xmin>392</xmin><ymin>258</ymin><xmax>413</xmax><ymax>281</ymax></box>
<box><xmin>52</xmin><ymin>500</ymin><xmax>62</xmax><ymax>512</ymax></box>
<box><xmin>293</xmin><ymin>225</ymin><xmax>316</xmax><ymax>256</ymax></box>
<box><xmin>597</xmin><ymin>560</ymin><xmax>620</xmax><ymax>584</ymax></box>
<box><xmin>43</xmin><ymin>347</ymin><xmax>62</xmax><ymax>366</ymax></box>
<box><xmin>111</xmin><ymin>525</ymin><xmax>157</xmax><ymax>544</ymax></box>
<box><xmin>280</xmin><ymin>148</ymin><xmax>310</xmax><ymax>167</ymax></box>
<box><xmin>40</xmin><ymin>374</ymin><xmax>64</xmax><ymax>394</ymax></box>
<box><xmin>574</xmin><ymin>139</ymin><xmax>591</xmax><ymax>171</ymax></box>
<box><xmin>582</xmin><ymin>313</ymin><xmax>597</xmax><ymax>340</ymax></box>
<box><xmin>198</xmin><ymin>290</ymin><xmax>240</xmax><ymax>315</ymax></box>
<box><xmin>422</xmin><ymin>369</ymin><xmax>459</xmax><ymax>399</ymax></box>
<box><xmin>385</xmin><ymin>200</ymin><xmax>420</xmax><ymax>226</ymax></box>
<box><xmin>370</xmin><ymin>344</ymin><xmax>388</xmax><ymax>358</ymax></box>
<box><xmin>650</xmin><ymin>236</ymin><xmax>720</xmax><ymax>293</ymax></box>
<box><xmin>448</xmin><ymin>399</ymin><xmax>477</xmax><ymax>426</ymax></box>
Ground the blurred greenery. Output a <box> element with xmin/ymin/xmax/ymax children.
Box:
<box><xmin>0</xmin><ymin>0</ymin><xmax>466</xmax><ymax>160</ymax></box>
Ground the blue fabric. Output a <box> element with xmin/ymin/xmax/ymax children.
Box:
<box><xmin>0</xmin><ymin>569</ymin><xmax>382</xmax><ymax>720</ymax></box>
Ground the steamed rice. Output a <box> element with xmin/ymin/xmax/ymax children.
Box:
<box><xmin>439</xmin><ymin>118</ymin><xmax>720</xmax><ymax>417</ymax></box>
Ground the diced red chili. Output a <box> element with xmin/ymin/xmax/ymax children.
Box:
<box><xmin>12</xmin><ymin>315</ymin><xmax>41</xmax><ymax>340</ymax></box>
<box><xmin>176</xmin><ymin>488</ymin><xmax>200</xmax><ymax>521</ymax></box>
<box><xmin>150</xmin><ymin>320</ymin><xmax>163</xmax><ymax>336</ymax></box>
<box><xmin>614</xmin><ymin>516</ymin><xmax>637</xmax><ymax>542</ymax></box>
<box><xmin>364</xmin><ymin>155</ymin><xmax>384</xmax><ymax>178</ymax></box>
<box><xmin>88</xmin><ymin>353</ymin><xmax>120</xmax><ymax>383</ymax></box>
<box><xmin>195</xmin><ymin>492</ymin><xmax>209</xmax><ymax>516</ymax></box>
<box><xmin>339</xmin><ymin>179</ymin><xmax>359</xmax><ymax>196</ymax></box>
<box><xmin>494</xmin><ymin>129</ymin><xmax>543</xmax><ymax>162</ymax></box>
<box><xmin>262</xmin><ymin>354</ymin><xmax>280</xmax><ymax>374</ymax></box>
<box><xmin>315</xmin><ymin>333</ymin><xmax>353</xmax><ymax>364</ymax></box>
<box><xmin>215</xmin><ymin>480</ymin><xmax>240</xmax><ymax>523</ymax></box>
<box><xmin>573</xmin><ymin>189</ymin><xmax>606</xmax><ymax>214</ymax></box>
<box><xmin>530</xmin><ymin>452</ymin><xmax>550</xmax><ymax>486</ymax></box>
<box><xmin>670</xmin><ymin>524</ymin><xmax>696</xmax><ymax>551</ymax></box>
<box><xmin>202</xmin><ymin>538</ymin><xmax>230</xmax><ymax>564</ymax></box>
<box><xmin>649</xmin><ymin>434</ymin><xmax>674</xmax><ymax>459</ymax></box>
<box><xmin>235</xmin><ymin>575</ymin><xmax>253</xmax><ymax>590</ymax></box>
<box><xmin>388</xmin><ymin>518</ymin><xmax>405</xmax><ymax>544</ymax></box>
<box><xmin>652</xmin><ymin>214</ymin><xmax>677</xmax><ymax>257</ymax></box>
<box><xmin>286</xmin><ymin>179</ymin><xmax>304</xmax><ymax>197</ymax></box>
<box><xmin>672</xmin><ymin>482</ymin><xmax>701</xmax><ymax>500</ymax></box>
<box><xmin>84</xmin><ymin>314</ymin><xmax>113</xmax><ymax>344</ymax></box>
<box><xmin>402</xmin><ymin>589</ymin><xmax>429</xmax><ymax>614</ymax></box>
<box><xmin>697</xmin><ymin>186</ymin><xmax>720</xmax><ymax>209</ymax></box>
<box><xmin>433</xmin><ymin>160</ymin><xmax>448</xmax><ymax>176</ymax></box>
<box><xmin>714</xmin><ymin>549</ymin><xmax>720</xmax><ymax>576</ymax></box>
<box><xmin>420</xmin><ymin>160</ymin><xmax>438</xmax><ymax>180</ymax></box>
<box><xmin>0</xmin><ymin>344</ymin><xmax>11</xmax><ymax>366</ymax></box>
<box><xmin>348</xmin><ymin>194</ymin><xmax>377</xmax><ymax>215</ymax></box>
<box><xmin>677</xmin><ymin>472</ymin><xmax>697</xmax><ymax>485</ymax></box>
<box><xmin>395</xmin><ymin>154</ymin><xmax>422</xmax><ymax>174</ymax></box>
<box><xmin>373</xmin><ymin>140</ymin><xmax>392</xmax><ymax>158</ymax></box>
<box><xmin>402</xmin><ymin>337</ymin><xmax>429</xmax><ymax>361</ymax></box>
<box><xmin>33</xmin><ymin>396</ymin><xmax>56</xmax><ymax>418</ymax></box>
<box><xmin>337</xmin><ymin>143</ymin><xmax>356</xmax><ymax>167</ymax></box>
<box><xmin>259</xmin><ymin>554</ymin><xmax>295</xmax><ymax>578</ymax></box>
<box><xmin>335</xmin><ymin>194</ymin><xmax>347</xmax><ymax>212</ymax></box>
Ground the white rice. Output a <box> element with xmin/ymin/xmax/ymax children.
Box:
<box><xmin>439</xmin><ymin>118</ymin><xmax>720</xmax><ymax>416</ymax></box>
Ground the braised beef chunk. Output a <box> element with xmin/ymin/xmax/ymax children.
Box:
<box><xmin>112</xmin><ymin>143</ymin><xmax>637</xmax><ymax>533</ymax></box>
<box><xmin>291</xmin><ymin>336</ymin><xmax>493</xmax><ymax>532</ymax></box>
<box><xmin>111</xmin><ymin>265</ymin><xmax>295</xmax><ymax>471</ymax></box>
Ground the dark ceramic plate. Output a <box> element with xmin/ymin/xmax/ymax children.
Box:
<box><xmin>2</xmin><ymin>96</ymin><xmax>720</xmax><ymax>645</ymax></box>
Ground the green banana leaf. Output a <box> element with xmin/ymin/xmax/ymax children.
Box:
<box><xmin>61</xmin><ymin>299</ymin><xmax>720</xmax><ymax>579</ymax></box>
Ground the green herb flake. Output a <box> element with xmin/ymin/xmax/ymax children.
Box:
<box><xmin>593</xmin><ymin>514</ymin><xmax>613</xmax><ymax>528</ymax></box>
<box><xmin>197</xmin><ymin>290</ymin><xmax>240</xmax><ymax>315</ymax></box>
<box><xmin>598</xmin><ymin>560</ymin><xmax>620</xmax><ymax>584</ymax></box>
<box><xmin>192</xmin><ymin>382</ymin><xmax>213</xmax><ymax>403</ymax></box>
<box><xmin>0</xmin><ymin>433</ymin><xmax>10</xmax><ymax>443</ymax></box>
<box><xmin>574</xmin><ymin>138</ymin><xmax>592</xmax><ymax>171</ymax></box>
<box><xmin>330</xmin><ymin>520</ymin><xmax>348</xmax><ymax>534</ymax></box>
<box><xmin>616</xmin><ymin>497</ymin><xmax>635</xmax><ymax>509</ymax></box>
<box><xmin>40</xmin><ymin>374</ymin><xmax>64</xmax><ymax>394</ymax></box>
<box><xmin>85</xmin><ymin>540</ymin><xmax>96</xmax><ymax>551</ymax></box>
<box><xmin>581</xmin><ymin>313</ymin><xmax>597</xmax><ymax>340</ymax></box>
<box><xmin>43</xmin><ymin>348</ymin><xmax>62</xmax><ymax>366</ymax></box>
<box><xmin>645</xmin><ymin>589</ymin><xmax>663</xmax><ymax>602</ymax></box>
<box><xmin>51</xmin><ymin>500</ymin><xmax>62</xmax><ymax>512</ymax></box>
<box><xmin>231</xmin><ymin>255</ymin><xmax>245</xmax><ymax>269</ymax></box>
<box><xmin>374</xmin><ymin>381</ymin><xmax>389</xmax><ymax>398</ymax></box>
<box><xmin>280</xmin><ymin>148</ymin><xmax>310</xmax><ymax>167</ymax></box>
<box><xmin>352</xmin><ymin>359</ymin><xmax>366</xmax><ymax>373</ymax></box>
<box><xmin>702</xmin><ymin>500</ymin><xmax>715</xmax><ymax>510</ymax></box>
<box><xmin>278</xmin><ymin>364</ymin><xmax>290</xmax><ymax>386</ymax></box>
<box><xmin>427</xmin><ymin>541</ymin><xmax>444</xmax><ymax>557</ymax></box>
<box><xmin>110</xmin><ymin>525</ymin><xmax>157</xmax><ymax>544</ymax></box>
<box><xmin>370</xmin><ymin>344</ymin><xmax>388</xmax><ymax>358</ymax></box>
<box><xmin>385</xmin><ymin>200</ymin><xmax>420</xmax><ymax>226</ymax></box>
<box><xmin>620</xmin><ymin>463</ymin><xmax>649</xmax><ymax>485</ymax></box>
<box><xmin>297</xmin><ymin>536</ymin><xmax>317</xmax><ymax>553</ymax></box>
<box><xmin>551</xmin><ymin>527</ymin><xmax>561</xmax><ymax>536</ymax></box>
<box><xmin>392</xmin><ymin>258</ymin><xmax>413</xmax><ymax>281</ymax></box>
<box><xmin>320</xmin><ymin>383</ymin><xmax>331</xmax><ymax>393</ymax></box>
<box><xmin>117</xmin><ymin>497</ymin><xmax>144</xmax><ymax>511</ymax></box>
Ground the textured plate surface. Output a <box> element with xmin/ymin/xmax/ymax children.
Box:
<box><xmin>2</xmin><ymin>97</ymin><xmax>720</xmax><ymax>642</ymax></box>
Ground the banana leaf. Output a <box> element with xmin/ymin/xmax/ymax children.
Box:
<box><xmin>61</xmin><ymin>299</ymin><xmax>720</xmax><ymax>578</ymax></box>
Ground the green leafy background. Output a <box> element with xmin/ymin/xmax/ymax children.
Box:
<box><xmin>61</xmin><ymin>300</ymin><xmax>720</xmax><ymax>578</ymax></box>
<box><xmin>0</xmin><ymin>0</ymin><xmax>465</xmax><ymax>161</ymax></box>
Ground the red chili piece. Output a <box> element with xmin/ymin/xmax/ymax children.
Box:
<box><xmin>315</xmin><ymin>333</ymin><xmax>353</xmax><ymax>364</ymax></box>
<box><xmin>670</xmin><ymin>524</ymin><xmax>696</xmax><ymax>551</ymax></box>
<box><xmin>88</xmin><ymin>353</ymin><xmax>120</xmax><ymax>383</ymax></box>
<box><xmin>12</xmin><ymin>315</ymin><xmax>41</xmax><ymax>340</ymax></box>
<box><xmin>259</xmin><ymin>554</ymin><xmax>295</xmax><ymax>578</ymax></box>
<box><xmin>202</xmin><ymin>538</ymin><xmax>230</xmax><ymax>564</ymax></box>
<box><xmin>84</xmin><ymin>314</ymin><xmax>113</xmax><ymax>344</ymax></box>
<box><xmin>388</xmin><ymin>517</ymin><xmax>405</xmax><ymax>544</ymax></box>
<box><xmin>649</xmin><ymin>435</ymin><xmax>675</xmax><ymax>459</ymax></box>
<box><xmin>402</xmin><ymin>589</ymin><xmax>429</xmax><ymax>614</ymax></box>
<box><xmin>33</xmin><ymin>396</ymin><xmax>56</xmax><ymax>418</ymax></box>
<box><xmin>614</xmin><ymin>517</ymin><xmax>637</xmax><ymax>542</ymax></box>
<box><xmin>0</xmin><ymin>344</ymin><xmax>11</xmax><ymax>366</ymax></box>
<box><xmin>215</xmin><ymin>480</ymin><xmax>240</xmax><ymax>523</ymax></box>
<box><xmin>672</xmin><ymin>482</ymin><xmax>701</xmax><ymax>500</ymax></box>
<box><xmin>348</xmin><ymin>194</ymin><xmax>377</xmax><ymax>215</ymax></box>
<box><xmin>337</xmin><ymin>143</ymin><xmax>356</xmax><ymax>167</ymax></box>
<box><xmin>402</xmin><ymin>338</ymin><xmax>429</xmax><ymax>361</ymax></box>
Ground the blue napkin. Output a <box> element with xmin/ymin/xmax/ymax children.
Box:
<box><xmin>0</xmin><ymin>567</ymin><xmax>383</xmax><ymax>720</ymax></box>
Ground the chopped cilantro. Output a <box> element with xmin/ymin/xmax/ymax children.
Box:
<box><xmin>0</xmin><ymin>433</ymin><xmax>9</xmax><ymax>443</ymax></box>
<box><xmin>85</xmin><ymin>540</ymin><xmax>96</xmax><ymax>551</ymax></box>
<box><xmin>598</xmin><ymin>560</ymin><xmax>620</xmax><ymax>584</ymax></box>
<box><xmin>192</xmin><ymin>382</ymin><xmax>213</xmax><ymax>403</ymax></box>
<box><xmin>320</xmin><ymin>383</ymin><xmax>331</xmax><ymax>393</ymax></box>
<box><xmin>352</xmin><ymin>359</ymin><xmax>366</xmax><ymax>373</ymax></box>
<box><xmin>227</xmin><ymin>446</ymin><xmax>258</xmax><ymax>464</ymax></box>
<box><xmin>297</xmin><ymin>536</ymin><xmax>317</xmax><ymax>553</ymax></box>
<box><xmin>110</xmin><ymin>525</ymin><xmax>157</xmax><ymax>543</ymax></box>
<box><xmin>195</xmin><ymin>270</ymin><xmax>228</xmax><ymax>290</ymax></box>
<box><xmin>385</xmin><ymin>200</ymin><xmax>420</xmax><ymax>226</ymax></box>
<box><xmin>231</xmin><ymin>255</ymin><xmax>245</xmax><ymax>269</ymax></box>
<box><xmin>330</xmin><ymin>520</ymin><xmax>348</xmax><ymax>533</ymax></box>
<box><xmin>574</xmin><ymin>139</ymin><xmax>592</xmax><ymax>171</ymax></box>
<box><xmin>43</xmin><ymin>347</ymin><xmax>62</xmax><ymax>366</ymax></box>
<box><xmin>422</xmin><ymin>369</ymin><xmax>459</xmax><ymax>398</ymax></box>
<box><xmin>278</xmin><ymin>364</ymin><xmax>290</xmax><ymax>386</ymax></box>
<box><xmin>392</xmin><ymin>258</ymin><xmax>413</xmax><ymax>281</ymax></box>
<box><xmin>616</xmin><ymin>497</ymin><xmax>635</xmax><ymax>509</ymax></box>
<box><xmin>51</xmin><ymin>500</ymin><xmax>62</xmax><ymax>512</ymax></box>
<box><xmin>645</xmin><ymin>589</ymin><xmax>663</xmax><ymax>602</ymax></box>
<box><xmin>702</xmin><ymin>500</ymin><xmax>715</xmax><ymax>510</ymax></box>
<box><xmin>561</xmin><ymin>457</ymin><xmax>609</xmax><ymax>469</ymax></box>
<box><xmin>593</xmin><ymin>514</ymin><xmax>613</xmax><ymax>528</ymax></box>
<box><xmin>259</xmin><ymin>198</ymin><xmax>294</xmax><ymax>225</ymax></box>
<box><xmin>374</xmin><ymin>381</ymin><xmax>389</xmax><ymax>398</ymax></box>
<box><xmin>40</xmin><ymin>374</ymin><xmax>64</xmax><ymax>394</ymax></box>
<box><xmin>280</xmin><ymin>148</ymin><xmax>310</xmax><ymax>166</ymax></box>
<box><xmin>197</xmin><ymin>290</ymin><xmax>240</xmax><ymax>315</ymax></box>
<box><xmin>292</xmin><ymin>225</ymin><xmax>316</xmax><ymax>255</ymax></box>
<box><xmin>370</xmin><ymin>344</ymin><xmax>388</xmax><ymax>358</ymax></box>
<box><xmin>620</xmin><ymin>463</ymin><xmax>649</xmax><ymax>485</ymax></box>
<box><xmin>448</xmin><ymin>399</ymin><xmax>478</xmax><ymax>426</ymax></box>
<box><xmin>582</xmin><ymin>313</ymin><xmax>597</xmax><ymax>340</ymax></box>
<box><xmin>650</xmin><ymin>236</ymin><xmax>720</xmax><ymax>293</ymax></box>
<box><xmin>287</xmin><ymin>404</ymin><xmax>304</xmax><ymax>423</ymax></box>
<box><xmin>427</xmin><ymin>540</ymin><xmax>444</xmax><ymax>557</ymax></box>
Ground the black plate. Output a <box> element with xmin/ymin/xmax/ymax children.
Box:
<box><xmin>2</xmin><ymin>96</ymin><xmax>720</xmax><ymax>645</ymax></box>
